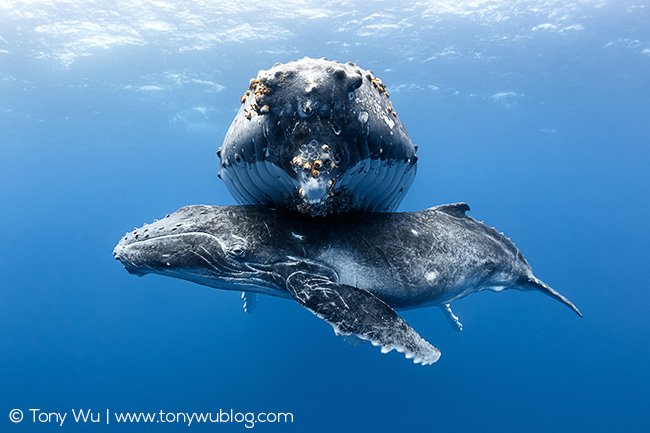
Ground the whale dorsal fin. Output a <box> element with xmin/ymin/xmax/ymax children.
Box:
<box><xmin>430</xmin><ymin>203</ymin><xmax>470</xmax><ymax>217</ymax></box>
<box><xmin>286</xmin><ymin>271</ymin><xmax>441</xmax><ymax>365</ymax></box>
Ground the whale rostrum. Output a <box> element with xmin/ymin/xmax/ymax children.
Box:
<box><xmin>114</xmin><ymin>203</ymin><xmax>581</xmax><ymax>365</ymax></box>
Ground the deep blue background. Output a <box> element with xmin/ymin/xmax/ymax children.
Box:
<box><xmin>1</xmin><ymin>1</ymin><xmax>649</xmax><ymax>431</ymax></box>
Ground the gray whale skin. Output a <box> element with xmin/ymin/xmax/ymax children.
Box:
<box><xmin>218</xmin><ymin>57</ymin><xmax>417</xmax><ymax>216</ymax></box>
<box><xmin>114</xmin><ymin>203</ymin><xmax>581</xmax><ymax>365</ymax></box>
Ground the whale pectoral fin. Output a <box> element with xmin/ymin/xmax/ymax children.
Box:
<box><xmin>440</xmin><ymin>304</ymin><xmax>463</xmax><ymax>332</ymax></box>
<box><xmin>286</xmin><ymin>271</ymin><xmax>441</xmax><ymax>365</ymax></box>
<box><xmin>241</xmin><ymin>291</ymin><xmax>258</xmax><ymax>314</ymax></box>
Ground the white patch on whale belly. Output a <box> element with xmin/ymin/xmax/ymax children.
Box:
<box><xmin>424</xmin><ymin>270</ymin><xmax>437</xmax><ymax>282</ymax></box>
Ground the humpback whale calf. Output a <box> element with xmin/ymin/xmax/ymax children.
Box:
<box><xmin>218</xmin><ymin>57</ymin><xmax>418</xmax><ymax>216</ymax></box>
<box><xmin>114</xmin><ymin>203</ymin><xmax>581</xmax><ymax>365</ymax></box>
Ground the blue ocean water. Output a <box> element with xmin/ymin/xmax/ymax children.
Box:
<box><xmin>1</xmin><ymin>1</ymin><xmax>649</xmax><ymax>432</ymax></box>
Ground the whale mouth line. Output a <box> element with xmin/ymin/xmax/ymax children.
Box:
<box><xmin>116</xmin><ymin>231</ymin><xmax>222</xmax><ymax>248</ymax></box>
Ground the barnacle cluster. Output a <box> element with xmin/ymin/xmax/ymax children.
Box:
<box><xmin>371</xmin><ymin>77</ymin><xmax>396</xmax><ymax>116</ymax></box>
<box><xmin>241</xmin><ymin>78</ymin><xmax>273</xmax><ymax>119</ymax></box>
<box><xmin>290</xmin><ymin>142</ymin><xmax>337</xmax><ymax>180</ymax></box>
<box><xmin>289</xmin><ymin>140</ymin><xmax>341</xmax><ymax>215</ymax></box>
<box><xmin>371</xmin><ymin>77</ymin><xmax>390</xmax><ymax>98</ymax></box>
<box><xmin>240</xmin><ymin>89</ymin><xmax>250</xmax><ymax>104</ymax></box>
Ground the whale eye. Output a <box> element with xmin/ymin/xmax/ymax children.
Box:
<box><xmin>228</xmin><ymin>246</ymin><xmax>247</xmax><ymax>258</ymax></box>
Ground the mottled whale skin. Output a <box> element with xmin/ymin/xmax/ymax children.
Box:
<box><xmin>114</xmin><ymin>203</ymin><xmax>581</xmax><ymax>365</ymax></box>
<box><xmin>218</xmin><ymin>57</ymin><xmax>417</xmax><ymax>216</ymax></box>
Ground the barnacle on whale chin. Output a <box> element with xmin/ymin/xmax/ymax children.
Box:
<box><xmin>218</xmin><ymin>57</ymin><xmax>418</xmax><ymax>216</ymax></box>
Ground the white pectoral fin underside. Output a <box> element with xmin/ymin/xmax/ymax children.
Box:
<box><xmin>286</xmin><ymin>271</ymin><xmax>441</xmax><ymax>365</ymax></box>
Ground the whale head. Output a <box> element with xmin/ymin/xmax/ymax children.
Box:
<box><xmin>113</xmin><ymin>205</ymin><xmax>296</xmax><ymax>296</ymax></box>
<box><xmin>218</xmin><ymin>57</ymin><xmax>418</xmax><ymax>216</ymax></box>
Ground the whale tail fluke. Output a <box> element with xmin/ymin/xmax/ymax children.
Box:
<box><xmin>524</xmin><ymin>277</ymin><xmax>583</xmax><ymax>317</ymax></box>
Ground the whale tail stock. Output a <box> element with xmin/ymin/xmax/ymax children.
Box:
<box><xmin>522</xmin><ymin>276</ymin><xmax>583</xmax><ymax>317</ymax></box>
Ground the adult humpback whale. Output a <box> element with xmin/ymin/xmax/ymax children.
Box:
<box><xmin>114</xmin><ymin>203</ymin><xmax>581</xmax><ymax>365</ymax></box>
<box><xmin>218</xmin><ymin>57</ymin><xmax>417</xmax><ymax>216</ymax></box>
